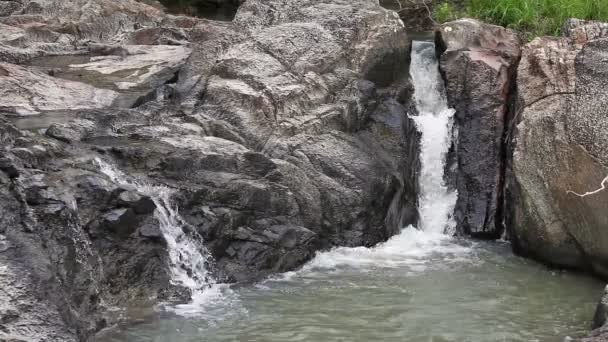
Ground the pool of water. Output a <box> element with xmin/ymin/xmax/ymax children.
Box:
<box><xmin>92</xmin><ymin>40</ymin><xmax>603</xmax><ymax>342</ymax></box>
<box><xmin>95</xmin><ymin>230</ymin><xmax>603</xmax><ymax>342</ymax></box>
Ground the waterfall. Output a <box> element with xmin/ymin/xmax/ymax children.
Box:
<box><xmin>409</xmin><ymin>40</ymin><xmax>458</xmax><ymax>234</ymax></box>
<box><xmin>95</xmin><ymin>158</ymin><xmax>226</xmax><ymax>315</ymax></box>
<box><xmin>280</xmin><ymin>40</ymin><xmax>468</xmax><ymax>275</ymax></box>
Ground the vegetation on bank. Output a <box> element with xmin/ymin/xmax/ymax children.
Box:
<box><xmin>434</xmin><ymin>0</ymin><xmax>608</xmax><ymax>37</ymax></box>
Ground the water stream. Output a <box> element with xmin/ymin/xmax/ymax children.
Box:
<box><xmin>95</xmin><ymin>158</ymin><xmax>232</xmax><ymax>316</ymax></box>
<box><xmin>95</xmin><ymin>41</ymin><xmax>603</xmax><ymax>342</ymax></box>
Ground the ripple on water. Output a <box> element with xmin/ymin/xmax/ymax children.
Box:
<box><xmin>95</xmin><ymin>238</ymin><xmax>603</xmax><ymax>342</ymax></box>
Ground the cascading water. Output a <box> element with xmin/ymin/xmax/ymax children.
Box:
<box><xmin>98</xmin><ymin>40</ymin><xmax>603</xmax><ymax>342</ymax></box>
<box><xmin>409</xmin><ymin>40</ymin><xmax>458</xmax><ymax>235</ymax></box>
<box><xmin>291</xmin><ymin>40</ymin><xmax>464</xmax><ymax>272</ymax></box>
<box><xmin>95</xmin><ymin>158</ymin><xmax>229</xmax><ymax>316</ymax></box>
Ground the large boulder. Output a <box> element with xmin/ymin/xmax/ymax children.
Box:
<box><xmin>506</xmin><ymin>19</ymin><xmax>608</xmax><ymax>275</ymax></box>
<box><xmin>436</xmin><ymin>19</ymin><xmax>522</xmax><ymax>238</ymax></box>
<box><xmin>0</xmin><ymin>118</ymin><xmax>187</xmax><ymax>341</ymax></box>
<box><xmin>104</xmin><ymin>0</ymin><xmax>415</xmax><ymax>282</ymax></box>
<box><xmin>0</xmin><ymin>0</ymin><xmax>416</xmax><ymax>339</ymax></box>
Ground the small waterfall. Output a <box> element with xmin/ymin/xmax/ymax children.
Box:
<box><xmin>409</xmin><ymin>40</ymin><xmax>458</xmax><ymax>234</ymax></box>
<box><xmin>283</xmin><ymin>40</ymin><xmax>467</xmax><ymax>274</ymax></box>
<box><xmin>95</xmin><ymin>158</ymin><xmax>225</xmax><ymax>315</ymax></box>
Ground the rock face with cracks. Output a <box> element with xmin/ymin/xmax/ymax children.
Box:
<box><xmin>436</xmin><ymin>19</ymin><xmax>522</xmax><ymax>238</ymax></box>
<box><xmin>436</xmin><ymin>18</ymin><xmax>608</xmax><ymax>342</ymax></box>
<box><xmin>506</xmin><ymin>19</ymin><xmax>608</xmax><ymax>278</ymax></box>
<box><xmin>0</xmin><ymin>0</ymin><xmax>415</xmax><ymax>340</ymax></box>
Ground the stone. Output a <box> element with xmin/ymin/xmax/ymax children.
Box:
<box><xmin>437</xmin><ymin>19</ymin><xmax>522</xmax><ymax>238</ymax></box>
<box><xmin>0</xmin><ymin>156</ymin><xmax>19</xmax><ymax>178</ymax></box>
<box><xmin>117</xmin><ymin>190</ymin><xmax>156</xmax><ymax>215</ymax></box>
<box><xmin>594</xmin><ymin>286</ymin><xmax>608</xmax><ymax>329</ymax></box>
<box><xmin>69</xmin><ymin>45</ymin><xmax>191</xmax><ymax>91</ymax></box>
<box><xmin>45</xmin><ymin>119</ymin><xmax>95</xmax><ymax>143</ymax></box>
<box><xmin>124</xmin><ymin>27</ymin><xmax>189</xmax><ymax>45</ymax></box>
<box><xmin>0</xmin><ymin>62</ymin><xmax>117</xmax><ymax>115</ymax></box>
<box><xmin>0</xmin><ymin>0</ymin><xmax>417</xmax><ymax>338</ymax></box>
<box><xmin>138</xmin><ymin>221</ymin><xmax>164</xmax><ymax>240</ymax></box>
<box><xmin>506</xmin><ymin>19</ymin><xmax>608</xmax><ymax>276</ymax></box>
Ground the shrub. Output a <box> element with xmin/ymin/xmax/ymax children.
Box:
<box><xmin>434</xmin><ymin>2</ymin><xmax>461</xmax><ymax>23</ymax></box>
<box><xmin>435</xmin><ymin>0</ymin><xmax>608</xmax><ymax>37</ymax></box>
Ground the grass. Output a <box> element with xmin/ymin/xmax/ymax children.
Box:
<box><xmin>433</xmin><ymin>0</ymin><xmax>608</xmax><ymax>38</ymax></box>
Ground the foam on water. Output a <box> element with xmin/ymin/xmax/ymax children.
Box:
<box><xmin>287</xmin><ymin>40</ymin><xmax>465</xmax><ymax>275</ymax></box>
<box><xmin>301</xmin><ymin>227</ymin><xmax>471</xmax><ymax>272</ymax></box>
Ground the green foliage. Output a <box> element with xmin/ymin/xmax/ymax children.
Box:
<box><xmin>434</xmin><ymin>2</ymin><xmax>461</xmax><ymax>23</ymax></box>
<box><xmin>434</xmin><ymin>0</ymin><xmax>608</xmax><ymax>37</ymax></box>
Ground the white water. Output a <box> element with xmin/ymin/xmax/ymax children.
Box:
<box><xmin>96</xmin><ymin>39</ymin><xmax>461</xmax><ymax>315</ymax></box>
<box><xmin>95</xmin><ymin>158</ymin><xmax>230</xmax><ymax>316</ymax></box>
<box><xmin>290</xmin><ymin>40</ymin><xmax>464</xmax><ymax>274</ymax></box>
<box><xmin>97</xmin><ymin>41</ymin><xmax>604</xmax><ymax>342</ymax></box>
<box><xmin>410</xmin><ymin>40</ymin><xmax>458</xmax><ymax>235</ymax></box>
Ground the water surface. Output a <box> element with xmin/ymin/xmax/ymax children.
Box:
<box><xmin>97</xmin><ymin>234</ymin><xmax>602</xmax><ymax>342</ymax></box>
<box><xmin>95</xmin><ymin>40</ymin><xmax>604</xmax><ymax>342</ymax></box>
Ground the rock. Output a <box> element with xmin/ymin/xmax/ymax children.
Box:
<box><xmin>176</xmin><ymin>19</ymin><xmax>242</xmax><ymax>110</ymax></box>
<box><xmin>0</xmin><ymin>1</ymin><xmax>22</xmax><ymax>17</ymax></box>
<box><xmin>99</xmin><ymin>208</ymin><xmax>138</xmax><ymax>235</ymax></box>
<box><xmin>138</xmin><ymin>221</ymin><xmax>164</xmax><ymax>240</ymax></box>
<box><xmin>0</xmin><ymin>119</ymin><xmax>181</xmax><ymax>340</ymax></box>
<box><xmin>45</xmin><ymin>119</ymin><xmax>95</xmax><ymax>143</ymax></box>
<box><xmin>594</xmin><ymin>286</ymin><xmax>608</xmax><ymax>329</ymax></box>
<box><xmin>0</xmin><ymin>246</ymin><xmax>79</xmax><ymax>341</ymax></box>
<box><xmin>0</xmin><ymin>62</ymin><xmax>117</xmax><ymax>115</ymax></box>
<box><xmin>78</xmin><ymin>0</ymin><xmax>413</xmax><ymax>283</ymax></box>
<box><xmin>0</xmin><ymin>156</ymin><xmax>19</xmax><ymax>178</ymax></box>
<box><xmin>69</xmin><ymin>45</ymin><xmax>191</xmax><ymax>91</ymax></box>
<box><xmin>117</xmin><ymin>190</ymin><xmax>156</xmax><ymax>214</ymax></box>
<box><xmin>124</xmin><ymin>27</ymin><xmax>189</xmax><ymax>45</ymax></box>
<box><xmin>437</xmin><ymin>19</ymin><xmax>522</xmax><ymax>238</ymax></box>
<box><xmin>563</xmin><ymin>19</ymin><xmax>608</xmax><ymax>45</ymax></box>
<box><xmin>379</xmin><ymin>0</ymin><xmax>434</xmax><ymax>32</ymax></box>
<box><xmin>0</xmin><ymin>0</ymin><xmax>417</xmax><ymax>338</ymax></box>
<box><xmin>506</xmin><ymin>19</ymin><xmax>608</xmax><ymax>275</ymax></box>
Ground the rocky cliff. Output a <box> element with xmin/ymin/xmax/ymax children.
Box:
<box><xmin>436</xmin><ymin>18</ymin><xmax>608</xmax><ymax>277</ymax></box>
<box><xmin>0</xmin><ymin>0</ymin><xmax>417</xmax><ymax>340</ymax></box>
<box><xmin>436</xmin><ymin>18</ymin><xmax>608</xmax><ymax>341</ymax></box>
<box><xmin>507</xmin><ymin>19</ymin><xmax>608</xmax><ymax>278</ymax></box>
<box><xmin>437</xmin><ymin>19</ymin><xmax>521</xmax><ymax>238</ymax></box>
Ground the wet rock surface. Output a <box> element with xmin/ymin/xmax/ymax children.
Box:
<box><xmin>583</xmin><ymin>286</ymin><xmax>608</xmax><ymax>341</ymax></box>
<box><xmin>437</xmin><ymin>18</ymin><xmax>608</xmax><ymax>342</ymax></box>
<box><xmin>0</xmin><ymin>62</ymin><xmax>118</xmax><ymax>115</ymax></box>
<box><xmin>506</xmin><ymin>19</ymin><xmax>608</xmax><ymax>277</ymax></box>
<box><xmin>436</xmin><ymin>19</ymin><xmax>521</xmax><ymax>238</ymax></box>
<box><xmin>0</xmin><ymin>0</ymin><xmax>414</xmax><ymax>339</ymax></box>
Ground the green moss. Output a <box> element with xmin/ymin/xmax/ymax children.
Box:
<box><xmin>434</xmin><ymin>0</ymin><xmax>608</xmax><ymax>38</ymax></box>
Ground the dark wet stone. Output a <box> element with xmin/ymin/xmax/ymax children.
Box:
<box><xmin>118</xmin><ymin>190</ymin><xmax>156</xmax><ymax>215</ymax></box>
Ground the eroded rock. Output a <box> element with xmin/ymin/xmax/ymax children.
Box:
<box><xmin>0</xmin><ymin>62</ymin><xmax>117</xmax><ymax>115</ymax></box>
<box><xmin>506</xmin><ymin>19</ymin><xmax>608</xmax><ymax>275</ymax></box>
<box><xmin>437</xmin><ymin>19</ymin><xmax>522</xmax><ymax>238</ymax></box>
<box><xmin>0</xmin><ymin>0</ymin><xmax>415</xmax><ymax>339</ymax></box>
